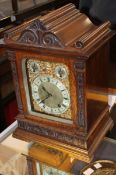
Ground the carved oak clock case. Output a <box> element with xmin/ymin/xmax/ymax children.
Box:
<box><xmin>4</xmin><ymin>4</ymin><xmax>115</xmax><ymax>162</ymax></box>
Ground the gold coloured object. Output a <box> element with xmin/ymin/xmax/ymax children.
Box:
<box><xmin>25</xmin><ymin>58</ymin><xmax>72</xmax><ymax>120</ymax></box>
<box><xmin>80</xmin><ymin>160</ymin><xmax>116</xmax><ymax>175</ymax></box>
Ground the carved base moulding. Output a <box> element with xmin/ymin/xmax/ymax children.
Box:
<box><xmin>13</xmin><ymin>109</ymin><xmax>113</xmax><ymax>163</ymax></box>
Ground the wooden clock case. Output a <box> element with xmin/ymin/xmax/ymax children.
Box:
<box><xmin>4</xmin><ymin>4</ymin><xmax>115</xmax><ymax>162</ymax></box>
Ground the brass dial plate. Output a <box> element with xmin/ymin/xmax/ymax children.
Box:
<box><xmin>23</xmin><ymin>58</ymin><xmax>72</xmax><ymax>121</ymax></box>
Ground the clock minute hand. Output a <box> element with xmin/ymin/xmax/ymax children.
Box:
<box><xmin>40</xmin><ymin>93</ymin><xmax>52</xmax><ymax>104</ymax></box>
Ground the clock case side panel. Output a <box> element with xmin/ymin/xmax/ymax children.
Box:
<box><xmin>85</xmin><ymin>42</ymin><xmax>113</xmax><ymax>154</ymax></box>
<box><xmin>86</xmin><ymin>42</ymin><xmax>113</xmax><ymax>133</ymax></box>
<box><xmin>86</xmin><ymin>42</ymin><xmax>109</xmax><ymax>93</ymax></box>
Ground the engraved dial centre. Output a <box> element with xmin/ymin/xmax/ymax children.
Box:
<box><xmin>39</xmin><ymin>82</ymin><xmax>63</xmax><ymax>108</ymax></box>
<box><xmin>32</xmin><ymin>76</ymin><xmax>70</xmax><ymax>115</ymax></box>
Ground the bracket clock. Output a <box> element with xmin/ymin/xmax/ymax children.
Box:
<box><xmin>4</xmin><ymin>3</ymin><xmax>115</xmax><ymax>162</ymax></box>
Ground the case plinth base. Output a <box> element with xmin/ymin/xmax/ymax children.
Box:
<box><xmin>13</xmin><ymin>114</ymin><xmax>113</xmax><ymax>163</ymax></box>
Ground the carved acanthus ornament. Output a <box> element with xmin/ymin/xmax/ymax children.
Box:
<box><xmin>18</xmin><ymin>120</ymin><xmax>86</xmax><ymax>149</ymax></box>
<box><xmin>18</xmin><ymin>20</ymin><xmax>64</xmax><ymax>48</ymax></box>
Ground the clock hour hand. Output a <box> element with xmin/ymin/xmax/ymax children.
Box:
<box><xmin>42</xmin><ymin>86</ymin><xmax>52</xmax><ymax>96</ymax></box>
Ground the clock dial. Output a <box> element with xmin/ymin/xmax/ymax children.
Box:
<box><xmin>32</xmin><ymin>76</ymin><xmax>70</xmax><ymax>115</ymax></box>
